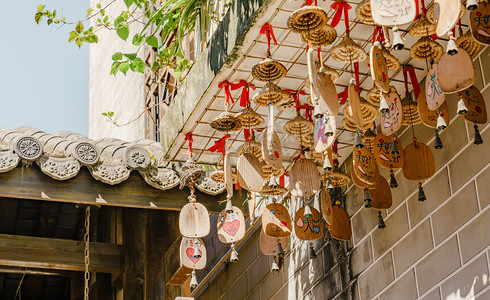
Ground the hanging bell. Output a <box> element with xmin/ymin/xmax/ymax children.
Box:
<box><xmin>277</xmin><ymin>242</ymin><xmax>285</xmax><ymax>257</ymax></box>
<box><xmin>390</xmin><ymin>140</ymin><xmax>399</xmax><ymax>155</ymax></box>
<box><xmin>314</xmin><ymin>103</ymin><xmax>324</xmax><ymax>119</ymax></box>
<box><xmin>379</xmin><ymin>93</ymin><xmax>390</xmax><ymax>114</ymax></box>
<box><xmin>434</xmin><ymin>130</ymin><xmax>443</xmax><ymax>149</ymax></box>
<box><xmin>190</xmin><ymin>270</ymin><xmax>198</xmax><ymax>289</ymax></box>
<box><xmin>355</xmin><ymin>133</ymin><xmax>364</xmax><ymax>149</ymax></box>
<box><xmin>377</xmin><ymin>211</ymin><xmax>386</xmax><ymax>229</ymax></box>
<box><xmin>192</xmin><ymin>239</ymin><xmax>201</xmax><ymax>259</ymax></box>
<box><xmin>418</xmin><ymin>183</ymin><xmax>426</xmax><ymax>201</ymax></box>
<box><xmin>389</xmin><ymin>171</ymin><xmax>398</xmax><ymax>189</ymax></box>
<box><xmin>271</xmin><ymin>257</ymin><xmax>280</xmax><ymax>272</ymax></box>
<box><xmin>436</xmin><ymin>114</ymin><xmax>447</xmax><ymax>131</ymax></box>
<box><xmin>457</xmin><ymin>98</ymin><xmax>468</xmax><ymax>115</ymax></box>
<box><xmin>309</xmin><ymin>243</ymin><xmax>317</xmax><ymax>259</ymax></box>
<box><xmin>269</xmin><ymin>173</ymin><xmax>279</xmax><ymax>189</ymax></box>
<box><xmin>326</xmin><ymin>178</ymin><xmax>334</xmax><ymax>190</ymax></box>
<box><xmin>467</xmin><ymin>0</ymin><xmax>479</xmax><ymax>10</ymax></box>
<box><xmin>392</xmin><ymin>26</ymin><xmax>404</xmax><ymax>50</ymax></box>
<box><xmin>323</xmin><ymin>157</ymin><xmax>333</xmax><ymax>171</ymax></box>
<box><xmin>303</xmin><ymin>204</ymin><xmax>313</xmax><ymax>218</ymax></box>
<box><xmin>230</xmin><ymin>244</ymin><xmax>239</xmax><ymax>262</ymax></box>
<box><xmin>225</xmin><ymin>198</ymin><xmax>233</xmax><ymax>213</ymax></box>
<box><xmin>474</xmin><ymin>125</ymin><xmax>483</xmax><ymax>145</ymax></box>
<box><xmin>324</xmin><ymin>117</ymin><xmax>334</xmax><ymax>137</ymax></box>
<box><xmin>446</xmin><ymin>35</ymin><xmax>458</xmax><ymax>56</ymax></box>
<box><xmin>364</xmin><ymin>187</ymin><xmax>373</xmax><ymax>208</ymax></box>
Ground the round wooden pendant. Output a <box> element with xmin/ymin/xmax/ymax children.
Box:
<box><xmin>433</xmin><ymin>0</ymin><xmax>461</xmax><ymax>37</ymax></box>
<box><xmin>437</xmin><ymin>49</ymin><xmax>475</xmax><ymax>94</ymax></box>
<box><xmin>179</xmin><ymin>202</ymin><xmax>210</xmax><ymax>238</ymax></box>
<box><xmin>458</xmin><ymin>86</ymin><xmax>487</xmax><ymax>124</ymax></box>
<box><xmin>351</xmin><ymin>162</ymin><xmax>378</xmax><ymax>189</ymax></box>
<box><xmin>294</xmin><ymin>206</ymin><xmax>324</xmax><ymax>241</ymax></box>
<box><xmin>320</xmin><ymin>187</ymin><xmax>333</xmax><ymax>225</ymax></box>
<box><xmin>470</xmin><ymin>2</ymin><xmax>490</xmax><ymax>45</ymax></box>
<box><xmin>418</xmin><ymin>89</ymin><xmax>450</xmax><ymax>128</ymax></box>
<box><xmin>262</xmin><ymin>203</ymin><xmax>292</xmax><ymax>238</ymax></box>
<box><xmin>370</xmin><ymin>44</ymin><xmax>389</xmax><ymax>93</ymax></box>
<box><xmin>426</xmin><ymin>63</ymin><xmax>447</xmax><ymax>111</ymax></box>
<box><xmin>180</xmin><ymin>237</ymin><xmax>206</xmax><ymax>270</ymax></box>
<box><xmin>262</xmin><ymin>129</ymin><xmax>283</xmax><ymax>170</ymax></box>
<box><xmin>316</xmin><ymin>72</ymin><xmax>339</xmax><ymax>115</ymax></box>
<box><xmin>289</xmin><ymin>158</ymin><xmax>321</xmax><ymax>197</ymax></box>
<box><xmin>237</xmin><ymin>153</ymin><xmax>264</xmax><ymax>192</ymax></box>
<box><xmin>373</xmin><ymin>132</ymin><xmax>405</xmax><ymax>169</ymax></box>
<box><xmin>380</xmin><ymin>91</ymin><xmax>403</xmax><ymax>136</ymax></box>
<box><xmin>329</xmin><ymin>204</ymin><xmax>352</xmax><ymax>241</ymax></box>
<box><xmin>370</xmin><ymin>0</ymin><xmax>416</xmax><ymax>26</ymax></box>
<box><xmin>402</xmin><ymin>141</ymin><xmax>435</xmax><ymax>181</ymax></box>
<box><xmin>260</xmin><ymin>230</ymin><xmax>288</xmax><ymax>255</ymax></box>
<box><xmin>314</xmin><ymin>115</ymin><xmax>337</xmax><ymax>153</ymax></box>
<box><xmin>349</xmin><ymin>82</ymin><xmax>363</xmax><ymax>127</ymax></box>
<box><xmin>224</xmin><ymin>153</ymin><xmax>233</xmax><ymax>198</ymax></box>
<box><xmin>217</xmin><ymin>206</ymin><xmax>246</xmax><ymax>244</ymax></box>
<box><xmin>352</xmin><ymin>147</ymin><xmax>379</xmax><ymax>186</ymax></box>
<box><xmin>370</xmin><ymin>175</ymin><xmax>392</xmax><ymax>209</ymax></box>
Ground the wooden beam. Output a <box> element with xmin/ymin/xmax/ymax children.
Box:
<box><xmin>0</xmin><ymin>266</ymin><xmax>72</xmax><ymax>277</ymax></box>
<box><xmin>122</xmin><ymin>209</ymin><xmax>145</xmax><ymax>300</ymax></box>
<box><xmin>0</xmin><ymin>165</ymin><xmax>247</xmax><ymax>214</ymax></box>
<box><xmin>0</xmin><ymin>234</ymin><xmax>123</xmax><ymax>273</ymax></box>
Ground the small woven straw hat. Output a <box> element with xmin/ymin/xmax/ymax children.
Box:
<box><xmin>409</xmin><ymin>14</ymin><xmax>436</xmax><ymax>37</ymax></box>
<box><xmin>287</xmin><ymin>6</ymin><xmax>329</xmax><ymax>34</ymax></box>
<box><xmin>362</xmin><ymin>128</ymin><xmax>377</xmax><ymax>153</ymax></box>
<box><xmin>276</xmin><ymin>99</ymin><xmax>296</xmax><ymax>111</ymax></box>
<box><xmin>319</xmin><ymin>66</ymin><xmax>340</xmax><ymax>83</ymax></box>
<box><xmin>331</xmin><ymin>37</ymin><xmax>368</xmax><ymax>63</ymax></box>
<box><xmin>299</xmin><ymin>133</ymin><xmax>315</xmax><ymax>148</ymax></box>
<box><xmin>401</xmin><ymin>94</ymin><xmax>422</xmax><ymax>125</ymax></box>
<box><xmin>427</xmin><ymin>5</ymin><xmax>465</xmax><ymax>24</ymax></box>
<box><xmin>300</xmin><ymin>25</ymin><xmax>337</xmax><ymax>46</ymax></box>
<box><xmin>236</xmin><ymin>107</ymin><xmax>265</xmax><ymax>128</ymax></box>
<box><xmin>284</xmin><ymin>114</ymin><xmax>314</xmax><ymax>137</ymax></box>
<box><xmin>342</xmin><ymin>115</ymin><xmax>373</xmax><ymax>131</ymax></box>
<box><xmin>356</xmin><ymin>0</ymin><xmax>375</xmax><ymax>25</ymax></box>
<box><xmin>237</xmin><ymin>140</ymin><xmax>262</xmax><ymax>158</ymax></box>
<box><xmin>210</xmin><ymin>169</ymin><xmax>238</xmax><ymax>184</ymax></box>
<box><xmin>343</xmin><ymin>99</ymin><xmax>378</xmax><ymax>129</ymax></box>
<box><xmin>456</xmin><ymin>31</ymin><xmax>481</xmax><ymax>59</ymax></box>
<box><xmin>410</xmin><ymin>37</ymin><xmax>443</xmax><ymax>62</ymax></box>
<box><xmin>262</xmin><ymin>164</ymin><xmax>285</xmax><ymax>179</ymax></box>
<box><xmin>210</xmin><ymin>111</ymin><xmax>242</xmax><ymax>132</ymax></box>
<box><xmin>251</xmin><ymin>57</ymin><xmax>287</xmax><ymax>82</ymax></box>
<box><xmin>382</xmin><ymin>48</ymin><xmax>401</xmax><ymax>71</ymax></box>
<box><xmin>253</xmin><ymin>82</ymin><xmax>291</xmax><ymax>107</ymax></box>
<box><xmin>260</xmin><ymin>183</ymin><xmax>288</xmax><ymax>196</ymax></box>
<box><xmin>323</xmin><ymin>166</ymin><xmax>350</xmax><ymax>187</ymax></box>
<box><xmin>307</xmin><ymin>149</ymin><xmax>323</xmax><ymax>162</ymax></box>
<box><xmin>366</xmin><ymin>86</ymin><xmax>396</xmax><ymax>106</ymax></box>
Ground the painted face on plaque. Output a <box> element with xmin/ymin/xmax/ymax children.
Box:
<box><xmin>458</xmin><ymin>86</ymin><xmax>487</xmax><ymax>125</ymax></box>
<box><xmin>262</xmin><ymin>203</ymin><xmax>292</xmax><ymax>238</ymax></box>
<box><xmin>353</xmin><ymin>147</ymin><xmax>379</xmax><ymax>186</ymax></box>
<box><xmin>294</xmin><ymin>206</ymin><xmax>323</xmax><ymax>241</ymax></box>
<box><xmin>380</xmin><ymin>92</ymin><xmax>403</xmax><ymax>136</ymax></box>
<box><xmin>217</xmin><ymin>206</ymin><xmax>246</xmax><ymax>244</ymax></box>
<box><xmin>373</xmin><ymin>132</ymin><xmax>404</xmax><ymax>169</ymax></box>
<box><xmin>470</xmin><ymin>2</ymin><xmax>490</xmax><ymax>45</ymax></box>
<box><xmin>371</xmin><ymin>0</ymin><xmax>417</xmax><ymax>26</ymax></box>
<box><xmin>180</xmin><ymin>237</ymin><xmax>206</xmax><ymax>270</ymax></box>
<box><xmin>425</xmin><ymin>64</ymin><xmax>446</xmax><ymax>111</ymax></box>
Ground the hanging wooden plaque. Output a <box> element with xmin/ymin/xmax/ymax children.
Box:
<box><xmin>224</xmin><ymin>153</ymin><xmax>233</xmax><ymax>198</ymax></box>
<box><xmin>458</xmin><ymin>86</ymin><xmax>488</xmax><ymax>124</ymax></box>
<box><xmin>418</xmin><ymin>89</ymin><xmax>450</xmax><ymax>128</ymax></box>
<box><xmin>370</xmin><ymin>0</ymin><xmax>417</xmax><ymax>26</ymax></box>
<box><xmin>262</xmin><ymin>203</ymin><xmax>292</xmax><ymax>238</ymax></box>
<box><xmin>320</xmin><ymin>187</ymin><xmax>333</xmax><ymax>225</ymax></box>
<box><xmin>237</xmin><ymin>153</ymin><xmax>263</xmax><ymax>192</ymax></box>
<box><xmin>370</xmin><ymin>44</ymin><xmax>390</xmax><ymax>93</ymax></box>
<box><xmin>433</xmin><ymin>0</ymin><xmax>461</xmax><ymax>37</ymax></box>
<box><xmin>373</xmin><ymin>132</ymin><xmax>405</xmax><ymax>169</ymax></box>
<box><xmin>179</xmin><ymin>202</ymin><xmax>211</xmax><ymax>238</ymax></box>
<box><xmin>307</xmin><ymin>47</ymin><xmax>316</xmax><ymax>95</ymax></box>
<box><xmin>351</xmin><ymin>162</ymin><xmax>378</xmax><ymax>189</ymax></box>
<box><xmin>402</xmin><ymin>141</ymin><xmax>435</xmax><ymax>181</ymax></box>
<box><xmin>329</xmin><ymin>204</ymin><xmax>352</xmax><ymax>241</ymax></box>
<box><xmin>260</xmin><ymin>230</ymin><xmax>288</xmax><ymax>255</ymax></box>
<box><xmin>349</xmin><ymin>82</ymin><xmax>363</xmax><ymax>127</ymax></box>
<box><xmin>314</xmin><ymin>115</ymin><xmax>337</xmax><ymax>153</ymax></box>
<box><xmin>437</xmin><ymin>49</ymin><xmax>475</xmax><ymax>93</ymax></box>
<box><xmin>217</xmin><ymin>206</ymin><xmax>246</xmax><ymax>244</ymax></box>
<box><xmin>289</xmin><ymin>158</ymin><xmax>321</xmax><ymax>197</ymax></box>
<box><xmin>262</xmin><ymin>129</ymin><xmax>283</xmax><ymax>170</ymax></box>
<box><xmin>370</xmin><ymin>175</ymin><xmax>392</xmax><ymax>209</ymax></box>
<box><xmin>316</xmin><ymin>72</ymin><xmax>340</xmax><ymax>115</ymax></box>
<box><xmin>294</xmin><ymin>206</ymin><xmax>323</xmax><ymax>241</ymax></box>
<box><xmin>352</xmin><ymin>146</ymin><xmax>379</xmax><ymax>186</ymax></box>
<box><xmin>426</xmin><ymin>63</ymin><xmax>446</xmax><ymax>111</ymax></box>
<box><xmin>470</xmin><ymin>2</ymin><xmax>490</xmax><ymax>45</ymax></box>
<box><xmin>180</xmin><ymin>237</ymin><xmax>206</xmax><ymax>270</ymax></box>
<box><xmin>380</xmin><ymin>91</ymin><xmax>403</xmax><ymax>136</ymax></box>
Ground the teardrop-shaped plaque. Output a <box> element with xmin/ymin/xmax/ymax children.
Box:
<box><xmin>262</xmin><ymin>203</ymin><xmax>292</xmax><ymax>238</ymax></box>
<box><xmin>179</xmin><ymin>202</ymin><xmax>211</xmax><ymax>238</ymax></box>
<box><xmin>352</xmin><ymin>147</ymin><xmax>379</xmax><ymax>186</ymax></box>
<box><xmin>349</xmin><ymin>82</ymin><xmax>363</xmax><ymax>127</ymax></box>
<box><xmin>426</xmin><ymin>63</ymin><xmax>446</xmax><ymax>111</ymax></box>
<box><xmin>180</xmin><ymin>237</ymin><xmax>206</xmax><ymax>270</ymax></box>
<box><xmin>237</xmin><ymin>153</ymin><xmax>263</xmax><ymax>192</ymax></box>
<box><xmin>289</xmin><ymin>158</ymin><xmax>321</xmax><ymax>197</ymax></box>
<box><xmin>351</xmin><ymin>162</ymin><xmax>378</xmax><ymax>189</ymax></box>
<box><xmin>370</xmin><ymin>175</ymin><xmax>392</xmax><ymax>209</ymax></box>
<box><xmin>370</xmin><ymin>0</ymin><xmax>417</xmax><ymax>26</ymax></box>
<box><xmin>320</xmin><ymin>187</ymin><xmax>333</xmax><ymax>225</ymax></box>
<box><xmin>458</xmin><ymin>86</ymin><xmax>487</xmax><ymax>124</ymax></box>
<box><xmin>380</xmin><ymin>91</ymin><xmax>403</xmax><ymax>136</ymax></box>
<box><xmin>217</xmin><ymin>206</ymin><xmax>246</xmax><ymax>244</ymax></box>
<box><xmin>370</xmin><ymin>44</ymin><xmax>390</xmax><ymax>93</ymax></box>
<box><xmin>314</xmin><ymin>116</ymin><xmax>337</xmax><ymax>153</ymax></box>
<box><xmin>294</xmin><ymin>206</ymin><xmax>324</xmax><ymax>241</ymax></box>
<box><xmin>329</xmin><ymin>204</ymin><xmax>352</xmax><ymax>241</ymax></box>
<box><xmin>316</xmin><ymin>72</ymin><xmax>340</xmax><ymax>115</ymax></box>
<box><xmin>437</xmin><ymin>49</ymin><xmax>475</xmax><ymax>94</ymax></box>
<box><xmin>373</xmin><ymin>132</ymin><xmax>405</xmax><ymax>169</ymax></box>
<box><xmin>402</xmin><ymin>141</ymin><xmax>435</xmax><ymax>181</ymax></box>
<box><xmin>433</xmin><ymin>0</ymin><xmax>461</xmax><ymax>37</ymax></box>
<box><xmin>470</xmin><ymin>2</ymin><xmax>490</xmax><ymax>45</ymax></box>
<box><xmin>418</xmin><ymin>89</ymin><xmax>450</xmax><ymax>128</ymax></box>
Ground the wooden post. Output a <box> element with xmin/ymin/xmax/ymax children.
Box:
<box><xmin>71</xmin><ymin>273</ymin><xmax>84</xmax><ymax>300</ymax></box>
<box><xmin>122</xmin><ymin>208</ymin><xmax>146</xmax><ymax>300</ymax></box>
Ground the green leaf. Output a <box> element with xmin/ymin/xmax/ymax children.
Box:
<box><xmin>75</xmin><ymin>22</ymin><xmax>84</xmax><ymax>33</ymax></box>
<box><xmin>96</xmin><ymin>3</ymin><xmax>101</xmax><ymax>9</ymax></box>
<box><xmin>146</xmin><ymin>36</ymin><xmax>158</xmax><ymax>48</ymax></box>
<box><xmin>75</xmin><ymin>37</ymin><xmax>83</xmax><ymax>48</ymax></box>
<box><xmin>35</xmin><ymin>12</ymin><xmax>43</xmax><ymax>24</ymax></box>
<box><xmin>86</xmin><ymin>7</ymin><xmax>93</xmax><ymax>17</ymax></box>
<box><xmin>123</xmin><ymin>53</ymin><xmax>137</xmax><ymax>60</ymax></box>
<box><xmin>37</xmin><ymin>4</ymin><xmax>45</xmax><ymax>11</ymax></box>
<box><xmin>119</xmin><ymin>61</ymin><xmax>130</xmax><ymax>75</ymax></box>
<box><xmin>47</xmin><ymin>18</ymin><xmax>52</xmax><ymax>25</ymax></box>
<box><xmin>123</xmin><ymin>0</ymin><xmax>133</xmax><ymax>8</ymax></box>
<box><xmin>116</xmin><ymin>26</ymin><xmax>129</xmax><ymax>41</ymax></box>
<box><xmin>110</xmin><ymin>61</ymin><xmax>122</xmax><ymax>75</ymax></box>
<box><xmin>68</xmin><ymin>31</ymin><xmax>78</xmax><ymax>42</ymax></box>
<box><xmin>102</xmin><ymin>112</ymin><xmax>107</xmax><ymax>116</ymax></box>
<box><xmin>132</xmin><ymin>34</ymin><xmax>144</xmax><ymax>46</ymax></box>
<box><xmin>112</xmin><ymin>52</ymin><xmax>123</xmax><ymax>61</ymax></box>
<box><xmin>108</xmin><ymin>111</ymin><xmax>114</xmax><ymax>117</ymax></box>
<box><xmin>130</xmin><ymin>58</ymin><xmax>145</xmax><ymax>73</ymax></box>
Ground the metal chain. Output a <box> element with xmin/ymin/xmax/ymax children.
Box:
<box><xmin>83</xmin><ymin>206</ymin><xmax>91</xmax><ymax>300</ymax></box>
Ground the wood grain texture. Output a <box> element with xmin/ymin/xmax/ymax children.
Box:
<box><xmin>426</xmin><ymin>63</ymin><xmax>447</xmax><ymax>110</ymax></box>
<box><xmin>373</xmin><ymin>132</ymin><xmax>405</xmax><ymax>169</ymax></box>
<box><xmin>402</xmin><ymin>141</ymin><xmax>435</xmax><ymax>181</ymax></box>
<box><xmin>437</xmin><ymin>49</ymin><xmax>475</xmax><ymax>93</ymax></box>
<box><xmin>320</xmin><ymin>187</ymin><xmax>333</xmax><ymax>225</ymax></box>
<box><xmin>179</xmin><ymin>237</ymin><xmax>206</xmax><ymax>270</ymax></box>
<box><xmin>459</xmin><ymin>85</ymin><xmax>488</xmax><ymax>124</ymax></box>
<box><xmin>262</xmin><ymin>203</ymin><xmax>292</xmax><ymax>238</ymax></box>
<box><xmin>314</xmin><ymin>116</ymin><xmax>337</xmax><ymax>153</ymax></box>
<box><xmin>370</xmin><ymin>0</ymin><xmax>417</xmax><ymax>26</ymax></box>
<box><xmin>179</xmin><ymin>202</ymin><xmax>210</xmax><ymax>238</ymax></box>
<box><xmin>224</xmin><ymin>153</ymin><xmax>233</xmax><ymax>198</ymax></box>
<box><xmin>352</xmin><ymin>147</ymin><xmax>379</xmax><ymax>185</ymax></box>
<box><xmin>262</xmin><ymin>129</ymin><xmax>283</xmax><ymax>170</ymax></box>
<box><xmin>434</xmin><ymin>0</ymin><xmax>461</xmax><ymax>36</ymax></box>
<box><xmin>351</xmin><ymin>162</ymin><xmax>378</xmax><ymax>189</ymax></box>
<box><xmin>349</xmin><ymin>83</ymin><xmax>364</xmax><ymax>127</ymax></box>
<box><xmin>259</xmin><ymin>230</ymin><xmax>288</xmax><ymax>255</ymax></box>
<box><xmin>329</xmin><ymin>204</ymin><xmax>352</xmax><ymax>241</ymax></box>
<box><xmin>237</xmin><ymin>153</ymin><xmax>263</xmax><ymax>192</ymax></box>
<box><xmin>294</xmin><ymin>206</ymin><xmax>323</xmax><ymax>241</ymax></box>
<box><xmin>217</xmin><ymin>206</ymin><xmax>245</xmax><ymax>243</ymax></box>
<box><xmin>316</xmin><ymin>72</ymin><xmax>340</xmax><ymax>115</ymax></box>
<box><xmin>370</xmin><ymin>175</ymin><xmax>392</xmax><ymax>209</ymax></box>
<box><xmin>370</xmin><ymin>44</ymin><xmax>390</xmax><ymax>93</ymax></box>
<box><xmin>470</xmin><ymin>2</ymin><xmax>490</xmax><ymax>45</ymax></box>
<box><xmin>380</xmin><ymin>91</ymin><xmax>403</xmax><ymax>135</ymax></box>
<box><xmin>289</xmin><ymin>159</ymin><xmax>321</xmax><ymax>197</ymax></box>
<box><xmin>418</xmin><ymin>89</ymin><xmax>450</xmax><ymax>128</ymax></box>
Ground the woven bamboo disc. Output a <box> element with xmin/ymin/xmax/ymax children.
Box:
<box><xmin>307</xmin><ymin>149</ymin><xmax>323</xmax><ymax>162</ymax></box>
<box><xmin>342</xmin><ymin>116</ymin><xmax>372</xmax><ymax>131</ymax></box>
<box><xmin>299</xmin><ymin>133</ymin><xmax>315</xmax><ymax>148</ymax></box>
<box><xmin>276</xmin><ymin>99</ymin><xmax>296</xmax><ymax>111</ymax></box>
<box><xmin>362</xmin><ymin>128</ymin><xmax>377</xmax><ymax>153</ymax></box>
<box><xmin>401</xmin><ymin>94</ymin><xmax>422</xmax><ymax>125</ymax></box>
<box><xmin>210</xmin><ymin>110</ymin><xmax>242</xmax><ymax>132</ymax></box>
<box><xmin>331</xmin><ymin>37</ymin><xmax>368</xmax><ymax>63</ymax></box>
<box><xmin>236</xmin><ymin>107</ymin><xmax>265</xmax><ymax>128</ymax></box>
<box><xmin>408</xmin><ymin>14</ymin><xmax>436</xmax><ymax>37</ymax></box>
<box><xmin>251</xmin><ymin>58</ymin><xmax>287</xmax><ymax>82</ymax></box>
<box><xmin>262</xmin><ymin>164</ymin><xmax>285</xmax><ymax>179</ymax></box>
<box><xmin>287</xmin><ymin>6</ymin><xmax>329</xmax><ymax>34</ymax></box>
<box><xmin>300</xmin><ymin>25</ymin><xmax>337</xmax><ymax>46</ymax></box>
<box><xmin>343</xmin><ymin>100</ymin><xmax>378</xmax><ymax>129</ymax></box>
<box><xmin>382</xmin><ymin>48</ymin><xmax>401</xmax><ymax>71</ymax></box>
<box><xmin>456</xmin><ymin>31</ymin><xmax>481</xmax><ymax>59</ymax></box>
<box><xmin>210</xmin><ymin>169</ymin><xmax>237</xmax><ymax>184</ymax></box>
<box><xmin>260</xmin><ymin>184</ymin><xmax>288</xmax><ymax>196</ymax></box>
<box><xmin>410</xmin><ymin>37</ymin><xmax>443</xmax><ymax>62</ymax></box>
<box><xmin>356</xmin><ymin>0</ymin><xmax>375</xmax><ymax>25</ymax></box>
<box><xmin>366</xmin><ymin>86</ymin><xmax>397</xmax><ymax>106</ymax></box>
<box><xmin>427</xmin><ymin>5</ymin><xmax>465</xmax><ymax>24</ymax></box>
<box><xmin>237</xmin><ymin>140</ymin><xmax>262</xmax><ymax>158</ymax></box>
<box><xmin>253</xmin><ymin>82</ymin><xmax>290</xmax><ymax>107</ymax></box>
<box><xmin>321</xmin><ymin>66</ymin><xmax>340</xmax><ymax>83</ymax></box>
<box><xmin>323</xmin><ymin>166</ymin><xmax>350</xmax><ymax>187</ymax></box>
<box><xmin>284</xmin><ymin>114</ymin><xmax>314</xmax><ymax>137</ymax></box>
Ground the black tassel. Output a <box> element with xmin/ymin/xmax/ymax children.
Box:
<box><xmin>389</xmin><ymin>170</ymin><xmax>398</xmax><ymax>188</ymax></box>
<box><xmin>434</xmin><ymin>130</ymin><xmax>443</xmax><ymax>149</ymax></box>
<box><xmin>309</xmin><ymin>242</ymin><xmax>317</xmax><ymax>259</ymax></box>
<box><xmin>364</xmin><ymin>188</ymin><xmax>372</xmax><ymax>208</ymax></box>
<box><xmin>277</xmin><ymin>242</ymin><xmax>285</xmax><ymax>257</ymax></box>
<box><xmin>418</xmin><ymin>183</ymin><xmax>426</xmax><ymax>201</ymax></box>
<box><xmin>377</xmin><ymin>211</ymin><xmax>386</xmax><ymax>229</ymax></box>
<box><xmin>474</xmin><ymin>125</ymin><xmax>483</xmax><ymax>145</ymax></box>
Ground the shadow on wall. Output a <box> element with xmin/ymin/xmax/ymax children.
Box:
<box><xmin>446</xmin><ymin>272</ymin><xmax>489</xmax><ymax>300</ymax></box>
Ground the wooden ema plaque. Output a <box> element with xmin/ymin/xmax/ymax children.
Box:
<box><xmin>237</xmin><ymin>153</ymin><xmax>263</xmax><ymax>192</ymax></box>
<box><xmin>470</xmin><ymin>2</ymin><xmax>490</xmax><ymax>45</ymax></box>
<box><xmin>179</xmin><ymin>202</ymin><xmax>210</xmax><ymax>238</ymax></box>
<box><xmin>437</xmin><ymin>49</ymin><xmax>475</xmax><ymax>93</ymax></box>
<box><xmin>433</xmin><ymin>0</ymin><xmax>461</xmax><ymax>37</ymax></box>
<box><xmin>370</xmin><ymin>175</ymin><xmax>392</xmax><ymax>209</ymax></box>
<box><xmin>262</xmin><ymin>203</ymin><xmax>292</xmax><ymax>238</ymax></box>
<box><xmin>380</xmin><ymin>91</ymin><xmax>403</xmax><ymax>136</ymax></box>
<box><xmin>224</xmin><ymin>153</ymin><xmax>233</xmax><ymax>198</ymax></box>
<box><xmin>314</xmin><ymin>115</ymin><xmax>337</xmax><ymax>153</ymax></box>
<box><xmin>294</xmin><ymin>206</ymin><xmax>323</xmax><ymax>241</ymax></box>
<box><xmin>180</xmin><ymin>237</ymin><xmax>206</xmax><ymax>270</ymax></box>
<box><xmin>351</xmin><ymin>162</ymin><xmax>378</xmax><ymax>189</ymax></box>
<box><xmin>426</xmin><ymin>63</ymin><xmax>446</xmax><ymax>111</ymax></box>
<box><xmin>370</xmin><ymin>0</ymin><xmax>416</xmax><ymax>26</ymax></box>
<box><xmin>320</xmin><ymin>187</ymin><xmax>333</xmax><ymax>225</ymax></box>
<box><xmin>349</xmin><ymin>82</ymin><xmax>364</xmax><ymax>127</ymax></box>
<box><xmin>260</xmin><ymin>230</ymin><xmax>288</xmax><ymax>255</ymax></box>
<box><xmin>289</xmin><ymin>158</ymin><xmax>321</xmax><ymax>197</ymax></box>
<box><xmin>316</xmin><ymin>72</ymin><xmax>339</xmax><ymax>115</ymax></box>
<box><xmin>307</xmin><ymin>48</ymin><xmax>316</xmax><ymax>96</ymax></box>
<box><xmin>262</xmin><ymin>129</ymin><xmax>283</xmax><ymax>170</ymax></box>
<box><xmin>418</xmin><ymin>89</ymin><xmax>450</xmax><ymax>128</ymax></box>
<box><xmin>373</xmin><ymin>132</ymin><xmax>405</xmax><ymax>169</ymax></box>
<box><xmin>370</xmin><ymin>44</ymin><xmax>390</xmax><ymax>93</ymax></box>
<box><xmin>329</xmin><ymin>204</ymin><xmax>352</xmax><ymax>241</ymax></box>
<box><xmin>402</xmin><ymin>141</ymin><xmax>435</xmax><ymax>181</ymax></box>
<box><xmin>217</xmin><ymin>206</ymin><xmax>246</xmax><ymax>244</ymax></box>
<box><xmin>458</xmin><ymin>86</ymin><xmax>488</xmax><ymax>124</ymax></box>
<box><xmin>353</xmin><ymin>147</ymin><xmax>379</xmax><ymax>186</ymax></box>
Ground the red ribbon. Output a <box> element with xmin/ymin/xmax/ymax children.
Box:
<box><xmin>285</xmin><ymin>89</ymin><xmax>306</xmax><ymax>113</ymax></box>
<box><xmin>330</xmin><ymin>1</ymin><xmax>352</xmax><ymax>32</ymax></box>
<box><xmin>372</xmin><ymin>26</ymin><xmax>384</xmax><ymax>45</ymax></box>
<box><xmin>299</xmin><ymin>104</ymin><xmax>314</xmax><ymax>121</ymax></box>
<box><xmin>337</xmin><ymin>86</ymin><xmax>348</xmax><ymax>105</ymax></box>
<box><xmin>184</xmin><ymin>132</ymin><xmax>193</xmax><ymax>157</ymax></box>
<box><xmin>279</xmin><ymin>174</ymin><xmax>285</xmax><ymax>187</ymax></box>
<box><xmin>243</xmin><ymin>129</ymin><xmax>254</xmax><ymax>142</ymax></box>
<box><xmin>260</xmin><ymin>23</ymin><xmax>277</xmax><ymax>53</ymax></box>
<box><xmin>231</xmin><ymin>80</ymin><xmax>255</xmax><ymax>107</ymax></box>
<box><xmin>208</xmin><ymin>134</ymin><xmax>230</xmax><ymax>157</ymax></box>
<box><xmin>353</xmin><ymin>62</ymin><xmax>360</xmax><ymax>93</ymax></box>
<box><xmin>402</xmin><ymin>65</ymin><xmax>420</xmax><ymax>99</ymax></box>
<box><xmin>218</xmin><ymin>81</ymin><xmax>234</xmax><ymax>106</ymax></box>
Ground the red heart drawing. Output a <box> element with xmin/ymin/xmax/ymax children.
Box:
<box><xmin>186</xmin><ymin>248</ymin><xmax>201</xmax><ymax>264</ymax></box>
<box><xmin>223</xmin><ymin>220</ymin><xmax>240</xmax><ymax>236</ymax></box>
